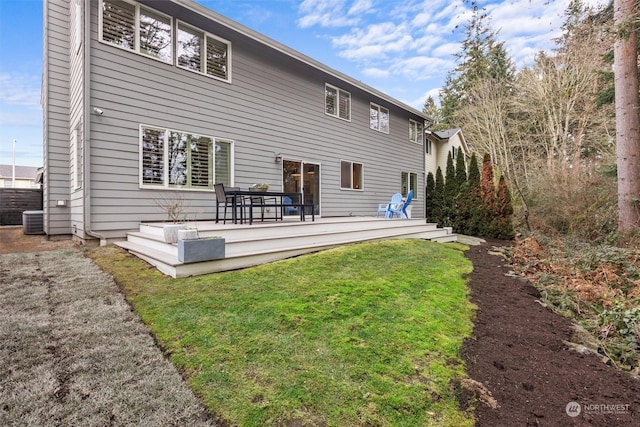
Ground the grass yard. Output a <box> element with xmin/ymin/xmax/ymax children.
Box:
<box><xmin>90</xmin><ymin>240</ymin><xmax>475</xmax><ymax>426</ymax></box>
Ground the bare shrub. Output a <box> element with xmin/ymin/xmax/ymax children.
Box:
<box><xmin>522</xmin><ymin>159</ymin><xmax>617</xmax><ymax>242</ymax></box>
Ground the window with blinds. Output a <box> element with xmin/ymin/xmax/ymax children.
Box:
<box><xmin>101</xmin><ymin>0</ymin><xmax>135</xmax><ymax>50</ymax></box>
<box><xmin>177</xmin><ymin>22</ymin><xmax>231</xmax><ymax>81</ymax></box>
<box><xmin>141</xmin><ymin>127</ymin><xmax>165</xmax><ymax>186</ymax></box>
<box><xmin>214</xmin><ymin>140</ymin><xmax>232</xmax><ymax>187</ymax></box>
<box><xmin>325</xmin><ymin>84</ymin><xmax>351</xmax><ymax>121</ymax></box>
<box><xmin>206</xmin><ymin>36</ymin><xmax>229</xmax><ymax>80</ymax></box>
<box><xmin>101</xmin><ymin>0</ymin><xmax>172</xmax><ymax>64</ymax></box>
<box><xmin>141</xmin><ymin>126</ymin><xmax>231</xmax><ymax>190</ymax></box>
<box><xmin>177</xmin><ymin>23</ymin><xmax>203</xmax><ymax>72</ymax></box>
<box><xmin>139</xmin><ymin>8</ymin><xmax>172</xmax><ymax>62</ymax></box>
<box><xmin>370</xmin><ymin>103</ymin><xmax>389</xmax><ymax>134</ymax></box>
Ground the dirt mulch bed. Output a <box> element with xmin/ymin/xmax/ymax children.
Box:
<box><xmin>462</xmin><ymin>239</ymin><xmax>640</xmax><ymax>426</ymax></box>
<box><xmin>0</xmin><ymin>226</ymin><xmax>77</xmax><ymax>254</ymax></box>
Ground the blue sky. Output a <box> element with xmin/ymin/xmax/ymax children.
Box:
<box><xmin>0</xmin><ymin>0</ymin><xmax>605</xmax><ymax>167</ymax></box>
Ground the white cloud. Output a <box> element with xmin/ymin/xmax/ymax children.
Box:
<box><xmin>348</xmin><ymin>0</ymin><xmax>374</xmax><ymax>16</ymax></box>
<box><xmin>362</xmin><ymin>67</ymin><xmax>390</xmax><ymax>78</ymax></box>
<box><xmin>294</xmin><ymin>0</ymin><xmax>611</xmax><ymax>108</ymax></box>
<box><xmin>0</xmin><ymin>73</ymin><xmax>41</xmax><ymax>107</ymax></box>
<box><xmin>332</xmin><ymin>22</ymin><xmax>414</xmax><ymax>60</ymax></box>
<box><xmin>297</xmin><ymin>0</ymin><xmax>363</xmax><ymax>27</ymax></box>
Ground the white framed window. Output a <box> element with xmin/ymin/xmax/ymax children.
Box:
<box><xmin>340</xmin><ymin>160</ymin><xmax>363</xmax><ymax>190</ymax></box>
<box><xmin>370</xmin><ymin>103</ymin><xmax>389</xmax><ymax>134</ymax></box>
<box><xmin>70</xmin><ymin>126</ymin><xmax>82</xmax><ymax>190</ymax></box>
<box><xmin>452</xmin><ymin>146</ymin><xmax>458</xmax><ymax>160</ymax></box>
<box><xmin>100</xmin><ymin>0</ymin><xmax>172</xmax><ymax>64</ymax></box>
<box><xmin>426</xmin><ymin>139</ymin><xmax>432</xmax><ymax>155</ymax></box>
<box><xmin>325</xmin><ymin>84</ymin><xmax>351</xmax><ymax>121</ymax></box>
<box><xmin>140</xmin><ymin>125</ymin><xmax>233</xmax><ymax>190</ymax></box>
<box><xmin>177</xmin><ymin>21</ymin><xmax>231</xmax><ymax>82</ymax></box>
<box><xmin>401</xmin><ymin>171</ymin><xmax>418</xmax><ymax>198</ymax></box>
<box><xmin>73</xmin><ymin>0</ymin><xmax>83</xmax><ymax>54</ymax></box>
<box><xmin>409</xmin><ymin>119</ymin><xmax>423</xmax><ymax>144</ymax></box>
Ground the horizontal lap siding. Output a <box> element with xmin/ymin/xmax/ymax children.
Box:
<box><xmin>44</xmin><ymin>0</ymin><xmax>71</xmax><ymax>235</ymax></box>
<box><xmin>87</xmin><ymin>1</ymin><xmax>424</xmax><ymax>235</ymax></box>
<box><xmin>69</xmin><ymin>0</ymin><xmax>85</xmax><ymax>238</ymax></box>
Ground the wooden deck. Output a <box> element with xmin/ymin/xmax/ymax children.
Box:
<box><xmin>116</xmin><ymin>217</ymin><xmax>456</xmax><ymax>278</ymax></box>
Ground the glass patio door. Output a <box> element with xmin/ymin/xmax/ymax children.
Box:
<box><xmin>282</xmin><ymin>160</ymin><xmax>320</xmax><ymax>216</ymax></box>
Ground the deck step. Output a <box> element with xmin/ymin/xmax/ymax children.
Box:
<box><xmin>116</xmin><ymin>217</ymin><xmax>458</xmax><ymax>278</ymax></box>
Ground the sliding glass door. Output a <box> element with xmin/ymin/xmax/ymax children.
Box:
<box><xmin>282</xmin><ymin>160</ymin><xmax>320</xmax><ymax>216</ymax></box>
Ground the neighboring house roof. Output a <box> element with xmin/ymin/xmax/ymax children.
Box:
<box><xmin>429</xmin><ymin>128</ymin><xmax>462</xmax><ymax>140</ymax></box>
<box><xmin>0</xmin><ymin>165</ymin><xmax>41</xmax><ymax>180</ymax></box>
<box><xmin>426</xmin><ymin>127</ymin><xmax>471</xmax><ymax>156</ymax></box>
<box><xmin>172</xmin><ymin>0</ymin><xmax>431</xmax><ymax>121</ymax></box>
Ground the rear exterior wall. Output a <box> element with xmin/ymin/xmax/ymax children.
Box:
<box><xmin>83</xmin><ymin>0</ymin><xmax>426</xmax><ymax>238</ymax></box>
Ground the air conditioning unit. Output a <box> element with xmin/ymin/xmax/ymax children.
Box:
<box><xmin>23</xmin><ymin>210</ymin><xmax>44</xmax><ymax>235</ymax></box>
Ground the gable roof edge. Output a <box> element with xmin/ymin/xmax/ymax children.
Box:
<box><xmin>172</xmin><ymin>0</ymin><xmax>430</xmax><ymax>120</ymax></box>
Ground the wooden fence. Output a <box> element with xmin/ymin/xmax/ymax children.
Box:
<box><xmin>0</xmin><ymin>189</ymin><xmax>43</xmax><ymax>225</ymax></box>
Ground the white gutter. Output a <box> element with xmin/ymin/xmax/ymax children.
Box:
<box><xmin>82</xmin><ymin>0</ymin><xmax>107</xmax><ymax>245</ymax></box>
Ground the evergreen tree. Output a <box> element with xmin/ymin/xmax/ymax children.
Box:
<box><xmin>492</xmin><ymin>175</ymin><xmax>515</xmax><ymax>239</ymax></box>
<box><xmin>466</xmin><ymin>153</ymin><xmax>482</xmax><ymax>236</ymax></box>
<box><xmin>425</xmin><ymin>172</ymin><xmax>435</xmax><ymax>222</ymax></box>
<box><xmin>455</xmin><ymin>152</ymin><xmax>467</xmax><ymax>188</ymax></box>
<box><xmin>479</xmin><ymin>153</ymin><xmax>497</xmax><ymax>237</ymax></box>
<box><xmin>433</xmin><ymin>167</ymin><xmax>445</xmax><ymax>226</ymax></box>
<box><xmin>439</xmin><ymin>5</ymin><xmax>515</xmax><ymax>125</ymax></box>
<box><xmin>422</xmin><ymin>96</ymin><xmax>442</xmax><ymax>127</ymax></box>
<box><xmin>480</xmin><ymin>153</ymin><xmax>496</xmax><ymax>206</ymax></box>
<box><xmin>452</xmin><ymin>153</ymin><xmax>469</xmax><ymax>232</ymax></box>
<box><xmin>443</xmin><ymin>152</ymin><xmax>457</xmax><ymax>226</ymax></box>
<box><xmin>467</xmin><ymin>152</ymin><xmax>480</xmax><ymax>187</ymax></box>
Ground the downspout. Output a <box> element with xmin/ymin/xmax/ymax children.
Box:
<box><xmin>82</xmin><ymin>0</ymin><xmax>107</xmax><ymax>246</ymax></box>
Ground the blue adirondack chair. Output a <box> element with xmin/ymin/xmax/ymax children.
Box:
<box><xmin>388</xmin><ymin>190</ymin><xmax>413</xmax><ymax>219</ymax></box>
<box><xmin>283</xmin><ymin>196</ymin><xmax>299</xmax><ymax>216</ymax></box>
<box><xmin>377</xmin><ymin>192</ymin><xmax>403</xmax><ymax>218</ymax></box>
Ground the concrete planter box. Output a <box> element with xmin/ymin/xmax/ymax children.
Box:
<box><xmin>163</xmin><ymin>224</ymin><xmax>187</xmax><ymax>243</ymax></box>
<box><xmin>178</xmin><ymin>238</ymin><xmax>225</xmax><ymax>263</ymax></box>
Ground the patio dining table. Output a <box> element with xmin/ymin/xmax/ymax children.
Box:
<box><xmin>224</xmin><ymin>189</ymin><xmax>308</xmax><ymax>224</ymax></box>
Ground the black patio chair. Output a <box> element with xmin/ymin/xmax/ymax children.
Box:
<box><xmin>214</xmin><ymin>183</ymin><xmax>245</xmax><ymax>223</ymax></box>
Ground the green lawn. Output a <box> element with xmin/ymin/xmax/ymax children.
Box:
<box><xmin>91</xmin><ymin>239</ymin><xmax>475</xmax><ymax>426</ymax></box>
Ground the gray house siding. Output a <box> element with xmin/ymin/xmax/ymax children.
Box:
<box><xmin>69</xmin><ymin>0</ymin><xmax>87</xmax><ymax>239</ymax></box>
<box><xmin>47</xmin><ymin>0</ymin><xmax>426</xmax><ymax>239</ymax></box>
<box><xmin>43</xmin><ymin>0</ymin><xmax>72</xmax><ymax>236</ymax></box>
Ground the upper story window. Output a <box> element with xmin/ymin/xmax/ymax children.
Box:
<box><xmin>425</xmin><ymin>139</ymin><xmax>432</xmax><ymax>155</ymax></box>
<box><xmin>452</xmin><ymin>146</ymin><xmax>458</xmax><ymax>160</ymax></box>
<box><xmin>370</xmin><ymin>103</ymin><xmax>389</xmax><ymax>134</ymax></box>
<box><xmin>100</xmin><ymin>0</ymin><xmax>172</xmax><ymax>63</ymax></box>
<box><xmin>325</xmin><ymin>84</ymin><xmax>351</xmax><ymax>121</ymax></box>
<box><xmin>177</xmin><ymin>21</ymin><xmax>231</xmax><ymax>81</ymax></box>
<box><xmin>340</xmin><ymin>160</ymin><xmax>363</xmax><ymax>190</ymax></box>
<box><xmin>140</xmin><ymin>125</ymin><xmax>233</xmax><ymax>190</ymax></box>
<box><xmin>409</xmin><ymin>119</ymin><xmax>423</xmax><ymax>144</ymax></box>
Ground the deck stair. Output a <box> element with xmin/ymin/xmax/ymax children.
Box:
<box><xmin>116</xmin><ymin>217</ymin><xmax>457</xmax><ymax>278</ymax></box>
